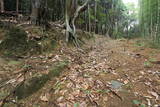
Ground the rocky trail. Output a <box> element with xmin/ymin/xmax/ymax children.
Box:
<box><xmin>0</xmin><ymin>36</ymin><xmax>160</xmax><ymax>107</ymax></box>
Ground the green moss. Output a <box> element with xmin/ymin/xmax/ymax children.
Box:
<box><xmin>134</xmin><ymin>40</ymin><xmax>145</xmax><ymax>47</ymax></box>
<box><xmin>0</xmin><ymin>27</ymin><xmax>29</xmax><ymax>56</ymax></box>
<box><xmin>144</xmin><ymin>61</ymin><xmax>152</xmax><ymax>67</ymax></box>
<box><xmin>0</xmin><ymin>91</ymin><xmax>8</xmax><ymax>99</ymax></box>
<box><xmin>48</xmin><ymin>61</ymin><xmax>68</xmax><ymax>77</ymax></box>
<box><xmin>38</xmin><ymin>38</ymin><xmax>57</xmax><ymax>53</ymax></box>
<box><xmin>3</xmin><ymin>103</ymin><xmax>16</xmax><ymax>107</ymax></box>
<box><xmin>14</xmin><ymin>61</ymin><xmax>68</xmax><ymax>100</ymax></box>
<box><xmin>0</xmin><ymin>27</ymin><xmax>58</xmax><ymax>56</ymax></box>
<box><xmin>15</xmin><ymin>74</ymin><xmax>49</xmax><ymax>99</ymax></box>
<box><xmin>8</xmin><ymin>60</ymin><xmax>21</xmax><ymax>65</ymax></box>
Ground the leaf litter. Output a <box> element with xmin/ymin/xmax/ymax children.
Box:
<box><xmin>0</xmin><ymin>37</ymin><xmax>160</xmax><ymax>107</ymax></box>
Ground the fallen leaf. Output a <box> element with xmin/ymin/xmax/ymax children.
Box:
<box><xmin>123</xmin><ymin>80</ymin><xmax>129</xmax><ymax>84</ymax></box>
<box><xmin>79</xmin><ymin>101</ymin><xmax>87</xmax><ymax>107</ymax></box>
<box><xmin>144</xmin><ymin>82</ymin><xmax>151</xmax><ymax>86</ymax></box>
<box><xmin>140</xmin><ymin>71</ymin><xmax>145</xmax><ymax>75</ymax></box>
<box><xmin>81</xmin><ymin>82</ymin><xmax>89</xmax><ymax>90</ymax></box>
<box><xmin>154</xmin><ymin>104</ymin><xmax>160</xmax><ymax>107</ymax></box>
<box><xmin>58</xmin><ymin>103</ymin><xmax>67</xmax><ymax>107</ymax></box>
<box><xmin>17</xmin><ymin>77</ymin><xmax>24</xmax><ymax>83</ymax></box>
<box><xmin>40</xmin><ymin>94</ymin><xmax>49</xmax><ymax>102</ymax></box>
<box><xmin>57</xmin><ymin>96</ymin><xmax>64</xmax><ymax>102</ymax></box>
<box><xmin>72</xmin><ymin>89</ymin><xmax>80</xmax><ymax>96</ymax></box>
<box><xmin>148</xmin><ymin>91</ymin><xmax>159</xmax><ymax>100</ymax></box>
<box><xmin>60</xmin><ymin>90</ymin><xmax>68</xmax><ymax>95</ymax></box>
<box><xmin>103</xmin><ymin>96</ymin><xmax>108</xmax><ymax>102</ymax></box>
<box><xmin>66</xmin><ymin>82</ymin><xmax>73</xmax><ymax>88</ymax></box>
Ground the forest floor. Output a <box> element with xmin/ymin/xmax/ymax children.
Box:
<box><xmin>0</xmin><ymin>35</ymin><xmax>160</xmax><ymax>107</ymax></box>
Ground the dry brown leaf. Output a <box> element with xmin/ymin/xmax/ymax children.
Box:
<box><xmin>72</xmin><ymin>89</ymin><xmax>80</xmax><ymax>96</ymax></box>
<box><xmin>42</xmin><ymin>70</ymin><xmax>49</xmax><ymax>74</ymax></box>
<box><xmin>60</xmin><ymin>90</ymin><xmax>68</xmax><ymax>95</ymax></box>
<box><xmin>123</xmin><ymin>80</ymin><xmax>129</xmax><ymax>84</ymax></box>
<box><xmin>17</xmin><ymin>77</ymin><xmax>24</xmax><ymax>83</ymax></box>
<box><xmin>140</xmin><ymin>71</ymin><xmax>145</xmax><ymax>75</ymax></box>
<box><xmin>148</xmin><ymin>91</ymin><xmax>159</xmax><ymax>100</ymax></box>
<box><xmin>81</xmin><ymin>83</ymin><xmax>89</xmax><ymax>90</ymax></box>
<box><xmin>66</xmin><ymin>82</ymin><xmax>73</xmax><ymax>88</ymax></box>
<box><xmin>67</xmin><ymin>94</ymin><xmax>75</xmax><ymax>101</ymax></box>
<box><xmin>58</xmin><ymin>103</ymin><xmax>67</xmax><ymax>107</ymax></box>
<box><xmin>40</xmin><ymin>94</ymin><xmax>49</xmax><ymax>102</ymax></box>
<box><xmin>103</xmin><ymin>96</ymin><xmax>108</xmax><ymax>102</ymax></box>
<box><xmin>79</xmin><ymin>101</ymin><xmax>87</xmax><ymax>107</ymax></box>
<box><xmin>57</xmin><ymin>96</ymin><xmax>64</xmax><ymax>102</ymax></box>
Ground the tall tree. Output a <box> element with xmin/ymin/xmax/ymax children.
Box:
<box><xmin>139</xmin><ymin>0</ymin><xmax>160</xmax><ymax>42</ymax></box>
<box><xmin>31</xmin><ymin>0</ymin><xmax>41</xmax><ymax>24</ymax></box>
<box><xmin>65</xmin><ymin>0</ymin><xmax>89</xmax><ymax>46</ymax></box>
<box><xmin>0</xmin><ymin>0</ymin><xmax>4</xmax><ymax>12</ymax></box>
<box><xmin>16</xmin><ymin>0</ymin><xmax>19</xmax><ymax>13</ymax></box>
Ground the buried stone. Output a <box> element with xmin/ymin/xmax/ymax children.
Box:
<box><xmin>110</xmin><ymin>80</ymin><xmax>123</xmax><ymax>90</ymax></box>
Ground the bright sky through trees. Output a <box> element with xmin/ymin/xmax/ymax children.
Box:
<box><xmin>123</xmin><ymin>0</ymin><xmax>138</xmax><ymax>8</ymax></box>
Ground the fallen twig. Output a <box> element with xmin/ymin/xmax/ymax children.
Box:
<box><xmin>67</xmin><ymin>77</ymin><xmax>77</xmax><ymax>86</ymax></box>
<box><xmin>86</xmin><ymin>94</ymin><xmax>99</xmax><ymax>107</ymax></box>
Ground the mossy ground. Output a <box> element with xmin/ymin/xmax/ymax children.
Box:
<box><xmin>0</xmin><ymin>26</ymin><xmax>59</xmax><ymax>57</ymax></box>
<box><xmin>14</xmin><ymin>61</ymin><xmax>68</xmax><ymax>100</ymax></box>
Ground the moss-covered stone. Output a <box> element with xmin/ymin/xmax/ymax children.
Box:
<box><xmin>0</xmin><ymin>27</ymin><xmax>61</xmax><ymax>57</ymax></box>
<box><xmin>14</xmin><ymin>61</ymin><xmax>68</xmax><ymax>100</ymax></box>
<box><xmin>14</xmin><ymin>74</ymin><xmax>49</xmax><ymax>99</ymax></box>
<box><xmin>48</xmin><ymin>61</ymin><xmax>68</xmax><ymax>77</ymax></box>
<box><xmin>0</xmin><ymin>27</ymin><xmax>29</xmax><ymax>56</ymax></box>
<box><xmin>38</xmin><ymin>38</ymin><xmax>57</xmax><ymax>53</ymax></box>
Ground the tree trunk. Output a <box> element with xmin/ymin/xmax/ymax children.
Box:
<box><xmin>65</xmin><ymin>0</ymin><xmax>73</xmax><ymax>42</ymax></box>
<box><xmin>0</xmin><ymin>0</ymin><xmax>4</xmax><ymax>13</ymax></box>
<box><xmin>16</xmin><ymin>0</ymin><xmax>19</xmax><ymax>13</ymax></box>
<box><xmin>94</xmin><ymin>0</ymin><xmax>97</xmax><ymax>33</ymax></box>
<box><xmin>88</xmin><ymin>4</ymin><xmax>91</xmax><ymax>33</ymax></box>
<box><xmin>31</xmin><ymin>0</ymin><xmax>41</xmax><ymax>24</ymax></box>
<box><xmin>65</xmin><ymin>0</ymin><xmax>89</xmax><ymax>47</ymax></box>
<box><xmin>156</xmin><ymin>0</ymin><xmax>160</xmax><ymax>42</ymax></box>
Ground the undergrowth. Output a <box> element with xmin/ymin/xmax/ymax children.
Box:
<box><xmin>0</xmin><ymin>27</ymin><xmax>31</xmax><ymax>56</ymax></box>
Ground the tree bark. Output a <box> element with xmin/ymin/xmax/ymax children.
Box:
<box><xmin>31</xmin><ymin>0</ymin><xmax>41</xmax><ymax>24</ymax></box>
<box><xmin>88</xmin><ymin>4</ymin><xmax>91</xmax><ymax>33</ymax></box>
<box><xmin>0</xmin><ymin>0</ymin><xmax>4</xmax><ymax>13</ymax></box>
<box><xmin>65</xmin><ymin>0</ymin><xmax>90</xmax><ymax>46</ymax></box>
<box><xmin>94</xmin><ymin>0</ymin><xmax>97</xmax><ymax>33</ymax></box>
<box><xmin>16</xmin><ymin>0</ymin><xmax>19</xmax><ymax>13</ymax></box>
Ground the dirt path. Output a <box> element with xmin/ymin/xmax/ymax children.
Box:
<box><xmin>0</xmin><ymin>36</ymin><xmax>160</xmax><ymax>107</ymax></box>
<box><xmin>48</xmin><ymin>36</ymin><xmax>160</xmax><ymax>107</ymax></box>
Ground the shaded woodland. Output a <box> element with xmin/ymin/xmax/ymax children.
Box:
<box><xmin>0</xmin><ymin>0</ymin><xmax>159</xmax><ymax>107</ymax></box>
